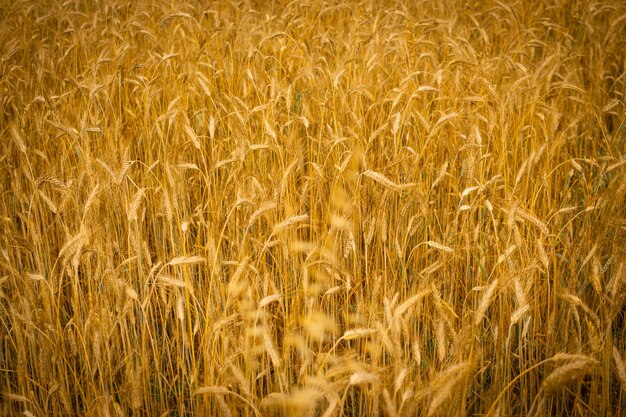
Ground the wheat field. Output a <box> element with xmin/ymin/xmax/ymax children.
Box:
<box><xmin>1</xmin><ymin>0</ymin><xmax>625</xmax><ymax>416</ymax></box>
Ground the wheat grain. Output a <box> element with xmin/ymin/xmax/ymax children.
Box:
<box><xmin>228</xmin><ymin>361</ymin><xmax>253</xmax><ymax>399</ymax></box>
<box><xmin>272</xmin><ymin>214</ymin><xmax>309</xmax><ymax>234</ymax></box>
<box><xmin>349</xmin><ymin>371</ymin><xmax>379</xmax><ymax>385</ymax></box>
<box><xmin>426</xmin><ymin>241</ymin><xmax>454</xmax><ymax>253</ymax></box>
<box><xmin>590</xmin><ymin>257</ymin><xmax>602</xmax><ymax>296</ymax></box>
<box><xmin>10</xmin><ymin>124</ymin><xmax>27</xmax><ymax>153</ymax></box>
<box><xmin>391</xmin><ymin>112</ymin><xmax>401</xmax><ymax>135</ymax></box>
<box><xmin>541</xmin><ymin>357</ymin><xmax>596</xmax><ymax>395</ymax></box>
<box><xmin>436</xmin><ymin>321</ymin><xmax>447</xmax><ymax>362</ymax></box>
<box><xmin>362</xmin><ymin>170</ymin><xmax>415</xmax><ymax>190</ymax></box>
<box><xmin>613</xmin><ymin>347</ymin><xmax>626</xmax><ymax>389</ymax></box>
<box><xmin>168</xmin><ymin>255</ymin><xmax>206</xmax><ymax>266</ymax></box>
<box><xmin>474</xmin><ymin>278</ymin><xmax>499</xmax><ymax>325</ymax></box>
<box><xmin>259</xmin><ymin>294</ymin><xmax>282</xmax><ymax>308</ymax></box>
<box><xmin>428</xmin><ymin>361</ymin><xmax>472</xmax><ymax>416</ymax></box>
<box><xmin>38</xmin><ymin>190</ymin><xmax>58</xmax><ymax>213</ymax></box>
<box><xmin>156</xmin><ymin>274</ymin><xmax>187</xmax><ymax>288</ymax></box>
<box><xmin>249</xmin><ymin>201</ymin><xmax>277</xmax><ymax>226</ymax></box>
<box><xmin>195</xmin><ymin>386</ymin><xmax>231</xmax><ymax>395</ymax></box>
<box><xmin>383</xmin><ymin>387</ymin><xmax>398</xmax><ymax>417</ymax></box>
<box><xmin>343</xmin><ymin>328</ymin><xmax>378</xmax><ymax>340</ymax></box>
<box><xmin>516</xmin><ymin>208</ymin><xmax>549</xmax><ymax>235</ymax></box>
<box><xmin>264</xmin><ymin>330</ymin><xmax>281</xmax><ymax>369</ymax></box>
<box><xmin>431</xmin><ymin>161</ymin><xmax>449</xmax><ymax>189</ymax></box>
<box><xmin>127</xmin><ymin>188</ymin><xmax>146</xmax><ymax>221</ymax></box>
<box><xmin>394</xmin><ymin>368</ymin><xmax>408</xmax><ymax>395</ymax></box>
<box><xmin>395</xmin><ymin>289</ymin><xmax>431</xmax><ymax>318</ymax></box>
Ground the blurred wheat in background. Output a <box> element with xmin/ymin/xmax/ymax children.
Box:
<box><xmin>1</xmin><ymin>0</ymin><xmax>625</xmax><ymax>416</ymax></box>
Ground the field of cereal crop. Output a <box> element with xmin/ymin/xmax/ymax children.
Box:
<box><xmin>1</xmin><ymin>0</ymin><xmax>625</xmax><ymax>415</ymax></box>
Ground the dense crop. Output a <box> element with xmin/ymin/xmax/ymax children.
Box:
<box><xmin>1</xmin><ymin>0</ymin><xmax>625</xmax><ymax>415</ymax></box>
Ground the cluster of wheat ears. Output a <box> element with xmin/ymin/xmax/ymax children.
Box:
<box><xmin>1</xmin><ymin>0</ymin><xmax>625</xmax><ymax>416</ymax></box>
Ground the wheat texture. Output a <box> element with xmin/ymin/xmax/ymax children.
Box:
<box><xmin>1</xmin><ymin>0</ymin><xmax>625</xmax><ymax>416</ymax></box>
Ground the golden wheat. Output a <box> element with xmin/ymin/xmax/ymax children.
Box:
<box><xmin>1</xmin><ymin>0</ymin><xmax>625</xmax><ymax>416</ymax></box>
